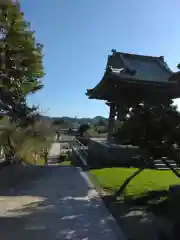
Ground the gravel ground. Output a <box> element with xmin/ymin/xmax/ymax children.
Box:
<box><xmin>0</xmin><ymin>143</ymin><xmax>123</xmax><ymax>240</ymax></box>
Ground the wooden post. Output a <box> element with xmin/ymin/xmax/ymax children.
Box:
<box><xmin>107</xmin><ymin>103</ymin><xmax>116</xmax><ymax>144</ymax></box>
<box><xmin>117</xmin><ymin>111</ymin><xmax>121</xmax><ymax>121</ymax></box>
<box><xmin>117</xmin><ymin>103</ymin><xmax>127</xmax><ymax>121</ymax></box>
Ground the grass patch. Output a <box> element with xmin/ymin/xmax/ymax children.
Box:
<box><xmin>58</xmin><ymin>160</ymin><xmax>71</xmax><ymax>166</ymax></box>
<box><xmin>24</xmin><ymin>156</ymin><xmax>46</xmax><ymax>166</ymax></box>
<box><xmin>90</xmin><ymin>167</ymin><xmax>180</xmax><ymax>197</ymax></box>
<box><xmin>23</xmin><ymin>151</ymin><xmax>46</xmax><ymax>166</ymax></box>
<box><xmin>90</xmin><ymin>168</ymin><xmax>180</xmax><ymax>239</ymax></box>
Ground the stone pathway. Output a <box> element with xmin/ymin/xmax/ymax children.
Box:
<box><xmin>0</xmin><ymin>143</ymin><xmax>124</xmax><ymax>239</ymax></box>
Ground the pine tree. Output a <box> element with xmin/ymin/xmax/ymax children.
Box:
<box><xmin>0</xmin><ymin>0</ymin><xmax>44</xmax><ymax>123</ymax></box>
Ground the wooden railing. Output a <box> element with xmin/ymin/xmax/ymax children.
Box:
<box><xmin>71</xmin><ymin>139</ymin><xmax>89</xmax><ymax>167</ymax></box>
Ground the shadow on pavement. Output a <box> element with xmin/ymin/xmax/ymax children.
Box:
<box><xmin>0</xmin><ymin>164</ymin><xmax>120</xmax><ymax>240</ymax></box>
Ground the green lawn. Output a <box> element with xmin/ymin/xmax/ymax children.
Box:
<box><xmin>90</xmin><ymin>168</ymin><xmax>180</xmax><ymax>197</ymax></box>
<box><xmin>58</xmin><ymin>160</ymin><xmax>71</xmax><ymax>166</ymax></box>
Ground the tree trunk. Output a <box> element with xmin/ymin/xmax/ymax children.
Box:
<box><xmin>114</xmin><ymin>166</ymin><xmax>146</xmax><ymax>199</ymax></box>
<box><xmin>169</xmin><ymin>149</ymin><xmax>180</xmax><ymax>170</ymax></box>
<box><xmin>3</xmin><ymin>133</ymin><xmax>15</xmax><ymax>164</ymax></box>
<box><xmin>161</xmin><ymin>157</ymin><xmax>180</xmax><ymax>178</ymax></box>
<box><xmin>114</xmin><ymin>157</ymin><xmax>180</xmax><ymax>200</ymax></box>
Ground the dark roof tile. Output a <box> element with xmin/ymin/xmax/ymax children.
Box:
<box><xmin>108</xmin><ymin>51</ymin><xmax>173</xmax><ymax>83</ymax></box>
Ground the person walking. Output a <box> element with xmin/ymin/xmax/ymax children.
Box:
<box><xmin>56</xmin><ymin>130</ymin><xmax>60</xmax><ymax>141</ymax></box>
<box><xmin>44</xmin><ymin>147</ymin><xmax>49</xmax><ymax>165</ymax></box>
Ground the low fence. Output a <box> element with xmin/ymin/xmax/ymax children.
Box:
<box><xmin>76</xmin><ymin>137</ymin><xmax>89</xmax><ymax>146</ymax></box>
<box><xmin>72</xmin><ymin>138</ymin><xmax>144</xmax><ymax>169</ymax></box>
<box><xmin>71</xmin><ymin>139</ymin><xmax>89</xmax><ymax>168</ymax></box>
<box><xmin>71</xmin><ymin>138</ymin><xmax>180</xmax><ymax>170</ymax></box>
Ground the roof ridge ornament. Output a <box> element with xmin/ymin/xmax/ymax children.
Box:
<box><xmin>111</xmin><ymin>49</ymin><xmax>116</xmax><ymax>54</ymax></box>
<box><xmin>109</xmin><ymin>66</ymin><xmax>125</xmax><ymax>74</ymax></box>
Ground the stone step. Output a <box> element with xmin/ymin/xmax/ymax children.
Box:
<box><xmin>155</xmin><ymin>163</ymin><xmax>178</xmax><ymax>166</ymax></box>
<box><xmin>154</xmin><ymin>163</ymin><xmax>180</xmax><ymax>170</ymax></box>
<box><xmin>152</xmin><ymin>158</ymin><xmax>180</xmax><ymax>170</ymax></box>
<box><xmin>154</xmin><ymin>159</ymin><xmax>175</xmax><ymax>163</ymax></box>
<box><xmin>155</xmin><ymin>167</ymin><xmax>180</xmax><ymax>170</ymax></box>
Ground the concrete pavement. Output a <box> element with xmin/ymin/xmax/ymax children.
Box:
<box><xmin>48</xmin><ymin>142</ymin><xmax>61</xmax><ymax>159</ymax></box>
<box><xmin>0</xmin><ymin>142</ymin><xmax>123</xmax><ymax>239</ymax></box>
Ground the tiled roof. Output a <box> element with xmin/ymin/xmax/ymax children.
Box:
<box><xmin>107</xmin><ymin>51</ymin><xmax>173</xmax><ymax>83</ymax></box>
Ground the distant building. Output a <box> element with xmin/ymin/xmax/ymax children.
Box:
<box><xmin>72</xmin><ymin>122</ymin><xmax>80</xmax><ymax>130</ymax></box>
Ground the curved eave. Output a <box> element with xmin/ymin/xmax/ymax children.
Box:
<box><xmin>169</xmin><ymin>71</ymin><xmax>180</xmax><ymax>83</ymax></box>
<box><xmin>86</xmin><ymin>75</ymin><xmax>108</xmax><ymax>99</ymax></box>
<box><xmin>86</xmin><ymin>71</ymin><xmax>180</xmax><ymax>100</ymax></box>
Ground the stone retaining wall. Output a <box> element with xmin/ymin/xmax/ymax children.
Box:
<box><xmin>88</xmin><ymin>138</ymin><xmax>144</xmax><ymax>168</ymax></box>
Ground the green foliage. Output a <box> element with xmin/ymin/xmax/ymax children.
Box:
<box><xmin>58</xmin><ymin>160</ymin><xmax>71</xmax><ymax>166</ymax></box>
<box><xmin>52</xmin><ymin>119</ymin><xmax>70</xmax><ymax>131</ymax></box>
<box><xmin>0</xmin><ymin>116</ymin><xmax>55</xmax><ymax>163</ymax></box>
<box><xmin>95</xmin><ymin>117</ymin><xmax>108</xmax><ymax>127</ymax></box>
<box><xmin>83</xmin><ymin>127</ymin><xmax>97</xmax><ymax>137</ymax></box>
<box><xmin>90</xmin><ymin>168</ymin><xmax>180</xmax><ymax>196</ymax></box>
<box><xmin>115</xmin><ymin>102</ymin><xmax>180</xmax><ymax>157</ymax></box>
<box><xmin>53</xmin><ymin>118</ymin><xmax>65</xmax><ymax>125</ymax></box>
<box><xmin>113</xmin><ymin>120</ymin><xmax>123</xmax><ymax>135</ymax></box>
<box><xmin>96</xmin><ymin>126</ymin><xmax>107</xmax><ymax>134</ymax></box>
<box><xmin>0</xmin><ymin>1</ymin><xmax>52</xmax><ymax>166</ymax></box>
<box><xmin>79</xmin><ymin>123</ymin><xmax>89</xmax><ymax>136</ymax></box>
<box><xmin>0</xmin><ymin>0</ymin><xmax>44</xmax><ymax>122</ymax></box>
<box><xmin>16</xmin><ymin>120</ymin><xmax>54</xmax><ymax>157</ymax></box>
<box><xmin>111</xmin><ymin>102</ymin><xmax>180</xmax><ymax>197</ymax></box>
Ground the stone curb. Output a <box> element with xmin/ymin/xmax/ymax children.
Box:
<box><xmin>76</xmin><ymin>152</ymin><xmax>127</xmax><ymax>240</ymax></box>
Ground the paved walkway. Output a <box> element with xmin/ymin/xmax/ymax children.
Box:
<box><xmin>0</xmin><ymin>143</ymin><xmax>124</xmax><ymax>239</ymax></box>
<box><xmin>49</xmin><ymin>142</ymin><xmax>61</xmax><ymax>158</ymax></box>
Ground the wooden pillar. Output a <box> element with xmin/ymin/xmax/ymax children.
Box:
<box><xmin>117</xmin><ymin>111</ymin><xmax>121</xmax><ymax>121</ymax></box>
<box><xmin>117</xmin><ymin>103</ymin><xmax>128</xmax><ymax>121</ymax></box>
<box><xmin>107</xmin><ymin>103</ymin><xmax>116</xmax><ymax>144</ymax></box>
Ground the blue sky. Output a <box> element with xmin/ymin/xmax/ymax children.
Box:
<box><xmin>20</xmin><ymin>0</ymin><xmax>180</xmax><ymax>118</ymax></box>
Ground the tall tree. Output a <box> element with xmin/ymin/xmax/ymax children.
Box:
<box><xmin>0</xmin><ymin>0</ymin><xmax>45</xmax><ymax>163</ymax></box>
<box><xmin>119</xmin><ymin>101</ymin><xmax>180</xmax><ymax>153</ymax></box>
<box><xmin>0</xmin><ymin>0</ymin><xmax>44</xmax><ymax>123</ymax></box>
<box><xmin>79</xmin><ymin>124</ymin><xmax>89</xmax><ymax>137</ymax></box>
<box><xmin>114</xmin><ymin>101</ymin><xmax>180</xmax><ymax>198</ymax></box>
